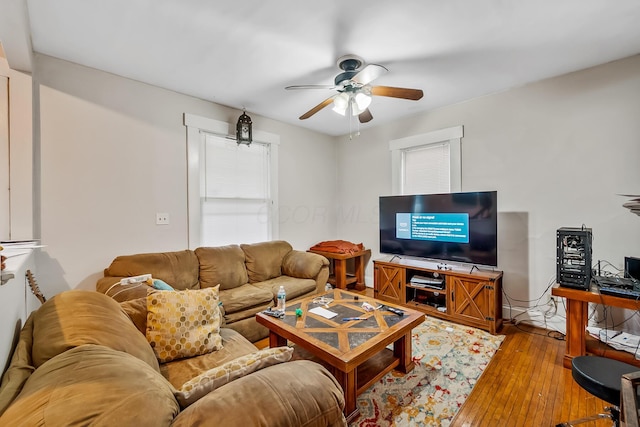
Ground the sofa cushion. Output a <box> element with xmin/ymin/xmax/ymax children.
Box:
<box><xmin>223</xmin><ymin>302</ymin><xmax>272</xmax><ymax>324</ymax></box>
<box><xmin>195</xmin><ymin>245</ymin><xmax>249</xmax><ymax>290</ymax></box>
<box><xmin>103</xmin><ymin>249</ymin><xmax>200</xmax><ymax>291</ymax></box>
<box><xmin>253</xmin><ymin>276</ymin><xmax>317</xmax><ymax>301</ymax></box>
<box><xmin>0</xmin><ymin>345</ymin><xmax>179</xmax><ymax>427</ymax></box>
<box><xmin>160</xmin><ymin>328</ymin><xmax>259</xmax><ymax>389</ymax></box>
<box><xmin>225</xmin><ymin>317</ymin><xmax>270</xmax><ymax>344</ymax></box>
<box><xmin>219</xmin><ymin>283</ymin><xmax>274</xmax><ymax>314</ymax></box>
<box><xmin>31</xmin><ymin>290</ymin><xmax>159</xmax><ymax>372</ymax></box>
<box><xmin>146</xmin><ymin>287</ymin><xmax>223</xmax><ymax>363</ymax></box>
<box><xmin>175</xmin><ymin>346</ymin><xmax>293</xmax><ymax>408</ymax></box>
<box><xmin>120</xmin><ymin>297</ymin><xmax>148</xmax><ymax>335</ymax></box>
<box><xmin>171</xmin><ymin>360</ymin><xmax>347</xmax><ymax>427</ymax></box>
<box><xmin>241</xmin><ymin>240</ymin><xmax>292</xmax><ymax>283</ymax></box>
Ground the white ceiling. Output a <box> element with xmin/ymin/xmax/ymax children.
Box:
<box><xmin>3</xmin><ymin>0</ymin><xmax>640</xmax><ymax>136</ymax></box>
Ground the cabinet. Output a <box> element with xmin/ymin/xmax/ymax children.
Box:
<box><xmin>374</xmin><ymin>262</ymin><xmax>404</xmax><ymax>304</ymax></box>
<box><xmin>374</xmin><ymin>258</ymin><xmax>503</xmax><ymax>334</ymax></box>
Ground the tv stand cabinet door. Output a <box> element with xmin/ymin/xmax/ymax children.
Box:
<box><xmin>374</xmin><ymin>262</ymin><xmax>404</xmax><ymax>305</ymax></box>
<box><xmin>450</xmin><ymin>276</ymin><xmax>493</xmax><ymax>330</ymax></box>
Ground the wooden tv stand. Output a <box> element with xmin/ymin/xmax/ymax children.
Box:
<box><xmin>374</xmin><ymin>257</ymin><xmax>503</xmax><ymax>334</ymax></box>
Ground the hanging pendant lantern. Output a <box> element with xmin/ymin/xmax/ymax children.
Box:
<box><xmin>236</xmin><ymin>110</ymin><xmax>252</xmax><ymax>146</ymax></box>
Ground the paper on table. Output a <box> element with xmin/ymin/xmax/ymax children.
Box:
<box><xmin>587</xmin><ymin>326</ymin><xmax>640</xmax><ymax>359</ymax></box>
<box><xmin>308</xmin><ymin>306</ymin><xmax>338</xmax><ymax>319</ymax></box>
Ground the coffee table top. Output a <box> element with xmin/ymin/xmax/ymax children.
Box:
<box><xmin>256</xmin><ymin>289</ymin><xmax>424</xmax><ymax>370</ymax></box>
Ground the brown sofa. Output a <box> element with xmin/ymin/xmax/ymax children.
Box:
<box><xmin>96</xmin><ymin>240</ymin><xmax>330</xmax><ymax>343</ymax></box>
<box><xmin>0</xmin><ymin>290</ymin><xmax>347</xmax><ymax>426</ymax></box>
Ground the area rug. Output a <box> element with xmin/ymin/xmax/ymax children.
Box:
<box><xmin>351</xmin><ymin>316</ymin><xmax>505</xmax><ymax>427</ymax></box>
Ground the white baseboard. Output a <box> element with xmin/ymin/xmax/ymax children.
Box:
<box><xmin>503</xmin><ymin>305</ymin><xmax>565</xmax><ymax>334</ymax></box>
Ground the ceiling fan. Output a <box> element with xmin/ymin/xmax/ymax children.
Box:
<box><xmin>285</xmin><ymin>55</ymin><xmax>424</xmax><ymax>124</ymax></box>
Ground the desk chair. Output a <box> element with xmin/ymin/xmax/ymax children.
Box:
<box><xmin>556</xmin><ymin>356</ymin><xmax>638</xmax><ymax>427</ymax></box>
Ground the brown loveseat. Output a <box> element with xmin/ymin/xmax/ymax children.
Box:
<box><xmin>96</xmin><ymin>240</ymin><xmax>330</xmax><ymax>343</ymax></box>
<box><xmin>0</xmin><ymin>290</ymin><xmax>347</xmax><ymax>426</ymax></box>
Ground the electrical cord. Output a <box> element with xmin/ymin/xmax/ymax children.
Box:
<box><xmin>104</xmin><ymin>280</ymin><xmax>148</xmax><ymax>299</ymax></box>
<box><xmin>503</xmin><ymin>274</ymin><xmax>563</xmax><ymax>332</ymax></box>
<box><xmin>512</xmin><ymin>322</ymin><xmax>565</xmax><ymax>340</ymax></box>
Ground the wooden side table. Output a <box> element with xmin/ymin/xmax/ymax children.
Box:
<box><xmin>308</xmin><ymin>248</ymin><xmax>371</xmax><ymax>291</ymax></box>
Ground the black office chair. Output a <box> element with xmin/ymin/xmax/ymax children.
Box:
<box><xmin>556</xmin><ymin>355</ymin><xmax>639</xmax><ymax>427</ymax></box>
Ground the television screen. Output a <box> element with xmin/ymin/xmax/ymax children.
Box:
<box><xmin>379</xmin><ymin>191</ymin><xmax>498</xmax><ymax>267</ymax></box>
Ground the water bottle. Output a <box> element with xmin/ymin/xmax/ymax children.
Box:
<box><xmin>276</xmin><ymin>286</ymin><xmax>286</xmax><ymax>313</ymax></box>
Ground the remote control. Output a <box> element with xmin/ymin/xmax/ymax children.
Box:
<box><xmin>384</xmin><ymin>305</ymin><xmax>405</xmax><ymax>316</ymax></box>
<box><xmin>263</xmin><ymin>308</ymin><xmax>284</xmax><ymax>319</ymax></box>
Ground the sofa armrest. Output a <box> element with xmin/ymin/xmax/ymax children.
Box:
<box><xmin>282</xmin><ymin>250</ymin><xmax>328</xmax><ymax>278</ymax></box>
<box><xmin>96</xmin><ymin>276</ymin><xmax>148</xmax><ymax>302</ymax></box>
<box><xmin>282</xmin><ymin>251</ymin><xmax>330</xmax><ymax>293</ymax></box>
<box><xmin>170</xmin><ymin>360</ymin><xmax>346</xmax><ymax>427</ymax></box>
<box><xmin>0</xmin><ymin>313</ymin><xmax>36</xmax><ymax>417</ymax></box>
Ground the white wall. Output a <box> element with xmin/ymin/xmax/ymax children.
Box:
<box><xmin>33</xmin><ymin>54</ymin><xmax>337</xmax><ymax>295</ymax></box>
<box><xmin>337</xmin><ymin>55</ymin><xmax>640</xmax><ymax>326</ymax></box>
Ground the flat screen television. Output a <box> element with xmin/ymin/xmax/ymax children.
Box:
<box><xmin>379</xmin><ymin>191</ymin><xmax>498</xmax><ymax>267</ymax></box>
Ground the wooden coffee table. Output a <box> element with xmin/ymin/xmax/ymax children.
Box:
<box><xmin>256</xmin><ymin>289</ymin><xmax>424</xmax><ymax>422</ymax></box>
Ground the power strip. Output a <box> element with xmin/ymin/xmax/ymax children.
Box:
<box><xmin>120</xmin><ymin>274</ymin><xmax>152</xmax><ymax>285</ymax></box>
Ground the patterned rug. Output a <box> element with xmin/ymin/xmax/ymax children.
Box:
<box><xmin>351</xmin><ymin>316</ymin><xmax>505</xmax><ymax>427</ymax></box>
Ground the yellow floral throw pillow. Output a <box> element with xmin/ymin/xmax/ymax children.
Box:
<box><xmin>175</xmin><ymin>346</ymin><xmax>293</xmax><ymax>407</ymax></box>
<box><xmin>146</xmin><ymin>286</ymin><xmax>223</xmax><ymax>363</ymax></box>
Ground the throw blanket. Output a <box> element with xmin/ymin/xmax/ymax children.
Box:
<box><xmin>309</xmin><ymin>240</ymin><xmax>364</xmax><ymax>255</ymax></box>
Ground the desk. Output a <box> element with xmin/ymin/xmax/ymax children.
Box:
<box><xmin>552</xmin><ymin>284</ymin><xmax>640</xmax><ymax>368</ymax></box>
<box><xmin>308</xmin><ymin>248</ymin><xmax>371</xmax><ymax>291</ymax></box>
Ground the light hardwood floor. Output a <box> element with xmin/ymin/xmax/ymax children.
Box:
<box><xmin>451</xmin><ymin>322</ymin><xmax>611</xmax><ymax>427</ymax></box>
<box><xmin>358</xmin><ymin>287</ymin><xmax>613</xmax><ymax>426</ymax></box>
<box><xmin>259</xmin><ymin>288</ymin><xmax>613</xmax><ymax>426</ymax></box>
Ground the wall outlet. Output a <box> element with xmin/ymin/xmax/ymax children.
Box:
<box><xmin>156</xmin><ymin>213</ymin><xmax>170</xmax><ymax>225</ymax></box>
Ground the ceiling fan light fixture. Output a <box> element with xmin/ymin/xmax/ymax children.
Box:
<box><xmin>354</xmin><ymin>92</ymin><xmax>371</xmax><ymax>113</ymax></box>
<box><xmin>289</xmin><ymin>54</ymin><xmax>423</xmax><ymax>123</ymax></box>
<box><xmin>332</xmin><ymin>92</ymin><xmax>349</xmax><ymax>116</ymax></box>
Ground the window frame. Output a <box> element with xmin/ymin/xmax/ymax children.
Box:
<box><xmin>184</xmin><ymin>113</ymin><xmax>279</xmax><ymax>249</ymax></box>
<box><xmin>389</xmin><ymin>125</ymin><xmax>463</xmax><ymax>195</ymax></box>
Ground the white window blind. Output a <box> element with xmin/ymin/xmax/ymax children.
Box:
<box><xmin>390</xmin><ymin>125</ymin><xmax>462</xmax><ymax>196</ymax></box>
<box><xmin>201</xmin><ymin>133</ymin><xmax>271</xmax><ymax>246</ymax></box>
<box><xmin>403</xmin><ymin>143</ymin><xmax>450</xmax><ymax>195</ymax></box>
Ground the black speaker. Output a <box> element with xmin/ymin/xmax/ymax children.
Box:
<box><xmin>556</xmin><ymin>227</ymin><xmax>592</xmax><ymax>290</ymax></box>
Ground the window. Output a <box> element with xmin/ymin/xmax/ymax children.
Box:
<box><xmin>184</xmin><ymin>114</ymin><xmax>279</xmax><ymax>248</ymax></box>
<box><xmin>0</xmin><ymin>76</ymin><xmax>8</xmax><ymax>239</ymax></box>
<box><xmin>390</xmin><ymin>125</ymin><xmax>462</xmax><ymax>195</ymax></box>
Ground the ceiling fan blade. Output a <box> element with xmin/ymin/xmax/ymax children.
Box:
<box><xmin>285</xmin><ymin>85</ymin><xmax>335</xmax><ymax>90</ymax></box>
<box><xmin>359</xmin><ymin>109</ymin><xmax>373</xmax><ymax>123</ymax></box>
<box><xmin>299</xmin><ymin>96</ymin><xmax>336</xmax><ymax>120</ymax></box>
<box><xmin>351</xmin><ymin>64</ymin><xmax>388</xmax><ymax>85</ymax></box>
<box><xmin>371</xmin><ymin>85</ymin><xmax>424</xmax><ymax>100</ymax></box>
